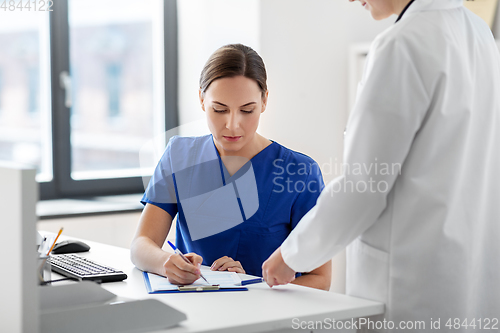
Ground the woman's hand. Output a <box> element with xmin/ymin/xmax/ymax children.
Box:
<box><xmin>162</xmin><ymin>252</ymin><xmax>203</xmax><ymax>285</ymax></box>
<box><xmin>211</xmin><ymin>256</ymin><xmax>246</xmax><ymax>274</ymax></box>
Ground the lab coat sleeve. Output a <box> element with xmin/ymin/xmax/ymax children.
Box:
<box><xmin>281</xmin><ymin>34</ymin><xmax>431</xmax><ymax>273</ymax></box>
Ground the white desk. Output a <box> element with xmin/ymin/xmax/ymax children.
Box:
<box><xmin>50</xmin><ymin>237</ymin><xmax>384</xmax><ymax>333</ymax></box>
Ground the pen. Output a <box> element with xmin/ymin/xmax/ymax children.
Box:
<box><xmin>167</xmin><ymin>241</ymin><xmax>209</xmax><ymax>284</ymax></box>
<box><xmin>46</xmin><ymin>228</ymin><xmax>64</xmax><ymax>256</ymax></box>
<box><xmin>240</xmin><ymin>277</ymin><xmax>264</xmax><ymax>286</ymax></box>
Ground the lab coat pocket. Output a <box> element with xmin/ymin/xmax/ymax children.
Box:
<box><xmin>346</xmin><ymin>238</ymin><xmax>389</xmax><ymax>304</ymax></box>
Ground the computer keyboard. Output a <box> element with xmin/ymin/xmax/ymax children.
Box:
<box><xmin>48</xmin><ymin>254</ymin><xmax>127</xmax><ymax>283</ymax></box>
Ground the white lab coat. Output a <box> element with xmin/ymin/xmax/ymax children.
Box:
<box><xmin>281</xmin><ymin>1</ymin><xmax>500</xmax><ymax>331</ymax></box>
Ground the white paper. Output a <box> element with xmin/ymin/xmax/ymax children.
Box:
<box><xmin>38</xmin><ymin>234</ymin><xmax>56</xmax><ymax>255</ymax></box>
<box><xmin>146</xmin><ymin>270</ymin><xmax>242</xmax><ymax>292</ymax></box>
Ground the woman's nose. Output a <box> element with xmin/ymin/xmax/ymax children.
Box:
<box><xmin>226</xmin><ymin>112</ymin><xmax>240</xmax><ymax>130</ymax></box>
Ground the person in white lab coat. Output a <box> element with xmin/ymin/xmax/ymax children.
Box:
<box><xmin>262</xmin><ymin>0</ymin><xmax>500</xmax><ymax>331</ymax></box>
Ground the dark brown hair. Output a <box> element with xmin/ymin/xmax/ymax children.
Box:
<box><xmin>199</xmin><ymin>44</ymin><xmax>267</xmax><ymax>98</ymax></box>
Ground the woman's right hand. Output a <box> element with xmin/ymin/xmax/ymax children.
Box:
<box><xmin>162</xmin><ymin>252</ymin><xmax>204</xmax><ymax>285</ymax></box>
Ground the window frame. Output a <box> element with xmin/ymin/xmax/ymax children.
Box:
<box><xmin>40</xmin><ymin>0</ymin><xmax>178</xmax><ymax>200</ymax></box>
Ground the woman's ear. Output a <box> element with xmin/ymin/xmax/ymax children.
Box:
<box><xmin>199</xmin><ymin>89</ymin><xmax>205</xmax><ymax>112</ymax></box>
<box><xmin>261</xmin><ymin>90</ymin><xmax>269</xmax><ymax>113</ymax></box>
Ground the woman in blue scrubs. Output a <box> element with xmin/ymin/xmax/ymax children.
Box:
<box><xmin>131</xmin><ymin>44</ymin><xmax>331</xmax><ymax>290</ymax></box>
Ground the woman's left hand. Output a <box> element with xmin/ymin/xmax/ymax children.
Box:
<box><xmin>211</xmin><ymin>256</ymin><xmax>246</xmax><ymax>274</ymax></box>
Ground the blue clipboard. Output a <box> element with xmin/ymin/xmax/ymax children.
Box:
<box><xmin>143</xmin><ymin>271</ymin><xmax>248</xmax><ymax>294</ymax></box>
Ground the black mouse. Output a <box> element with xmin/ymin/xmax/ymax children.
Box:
<box><xmin>52</xmin><ymin>240</ymin><xmax>91</xmax><ymax>254</ymax></box>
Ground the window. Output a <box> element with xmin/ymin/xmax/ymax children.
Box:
<box><xmin>0</xmin><ymin>0</ymin><xmax>178</xmax><ymax>199</ymax></box>
<box><xmin>28</xmin><ymin>66</ymin><xmax>39</xmax><ymax>114</ymax></box>
<box><xmin>0</xmin><ymin>69</ymin><xmax>3</xmax><ymax>113</ymax></box>
<box><xmin>0</xmin><ymin>9</ymin><xmax>53</xmax><ymax>182</ymax></box>
<box><xmin>106</xmin><ymin>62</ymin><xmax>122</xmax><ymax>118</ymax></box>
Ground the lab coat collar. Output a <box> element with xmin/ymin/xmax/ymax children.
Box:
<box><xmin>395</xmin><ymin>0</ymin><xmax>415</xmax><ymax>23</ymax></box>
<box><xmin>401</xmin><ymin>0</ymin><xmax>463</xmax><ymax>21</ymax></box>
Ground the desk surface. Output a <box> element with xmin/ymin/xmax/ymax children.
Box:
<box><xmin>49</xmin><ymin>235</ymin><xmax>384</xmax><ymax>333</ymax></box>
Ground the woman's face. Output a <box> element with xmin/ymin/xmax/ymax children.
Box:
<box><xmin>349</xmin><ymin>0</ymin><xmax>397</xmax><ymax>20</ymax></box>
<box><xmin>200</xmin><ymin>75</ymin><xmax>267</xmax><ymax>156</ymax></box>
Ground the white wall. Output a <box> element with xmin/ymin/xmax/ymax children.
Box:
<box><xmin>38</xmin><ymin>213</ymin><xmax>142</xmax><ymax>249</ymax></box>
<box><xmin>258</xmin><ymin>0</ymin><xmax>392</xmax><ymax>182</ymax></box>
<box><xmin>38</xmin><ymin>212</ymin><xmax>178</xmax><ymax>251</ymax></box>
<box><xmin>177</xmin><ymin>0</ymin><xmax>260</xmax><ymax>135</ymax></box>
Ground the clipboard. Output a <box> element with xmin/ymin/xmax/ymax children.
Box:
<box><xmin>143</xmin><ymin>271</ymin><xmax>248</xmax><ymax>294</ymax></box>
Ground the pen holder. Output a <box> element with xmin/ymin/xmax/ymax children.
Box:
<box><xmin>38</xmin><ymin>255</ymin><xmax>51</xmax><ymax>285</ymax></box>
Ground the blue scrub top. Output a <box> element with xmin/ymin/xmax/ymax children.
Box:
<box><xmin>142</xmin><ymin>135</ymin><xmax>324</xmax><ymax>277</ymax></box>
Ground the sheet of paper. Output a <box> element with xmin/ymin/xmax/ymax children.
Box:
<box><xmin>38</xmin><ymin>234</ymin><xmax>56</xmax><ymax>255</ymax></box>
<box><xmin>146</xmin><ymin>270</ymin><xmax>242</xmax><ymax>292</ymax></box>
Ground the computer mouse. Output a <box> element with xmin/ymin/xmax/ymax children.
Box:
<box><xmin>52</xmin><ymin>240</ymin><xmax>91</xmax><ymax>254</ymax></box>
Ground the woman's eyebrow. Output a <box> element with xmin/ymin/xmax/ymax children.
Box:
<box><xmin>213</xmin><ymin>101</ymin><xmax>228</xmax><ymax>107</ymax></box>
<box><xmin>240</xmin><ymin>102</ymin><xmax>257</xmax><ymax>107</ymax></box>
<box><xmin>213</xmin><ymin>101</ymin><xmax>257</xmax><ymax>107</ymax></box>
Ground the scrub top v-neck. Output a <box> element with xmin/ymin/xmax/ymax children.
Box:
<box><xmin>142</xmin><ymin>134</ymin><xmax>324</xmax><ymax>277</ymax></box>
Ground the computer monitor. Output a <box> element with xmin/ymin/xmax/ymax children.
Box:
<box><xmin>0</xmin><ymin>162</ymin><xmax>39</xmax><ymax>333</ymax></box>
<box><xmin>0</xmin><ymin>163</ymin><xmax>186</xmax><ymax>333</ymax></box>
